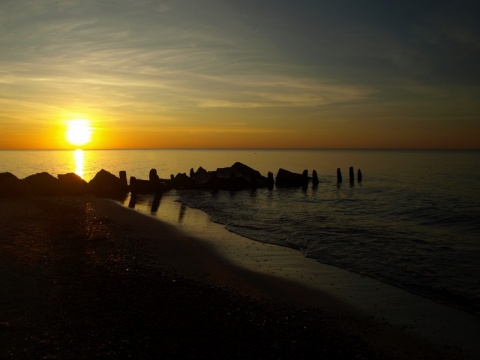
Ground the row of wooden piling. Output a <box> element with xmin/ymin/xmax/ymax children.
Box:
<box><xmin>337</xmin><ymin>167</ymin><xmax>362</xmax><ymax>184</ymax></box>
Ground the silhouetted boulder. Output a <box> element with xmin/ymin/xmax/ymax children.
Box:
<box><xmin>215</xmin><ymin>170</ymin><xmax>249</xmax><ymax>190</ymax></box>
<box><xmin>172</xmin><ymin>173</ymin><xmax>191</xmax><ymax>189</ymax></box>
<box><xmin>213</xmin><ymin>162</ymin><xmax>269</xmax><ymax>190</ymax></box>
<box><xmin>193</xmin><ymin>167</ymin><xmax>212</xmax><ymax>188</ymax></box>
<box><xmin>275</xmin><ymin>168</ymin><xmax>305</xmax><ymax>187</ymax></box>
<box><xmin>88</xmin><ymin>169</ymin><xmax>128</xmax><ymax>197</ymax></box>
<box><xmin>57</xmin><ymin>173</ymin><xmax>88</xmax><ymax>195</ymax></box>
<box><xmin>22</xmin><ymin>172</ymin><xmax>60</xmax><ymax>195</ymax></box>
<box><xmin>0</xmin><ymin>172</ymin><xmax>24</xmax><ymax>197</ymax></box>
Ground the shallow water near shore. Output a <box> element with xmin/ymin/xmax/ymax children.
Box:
<box><xmin>2</xmin><ymin>149</ymin><xmax>480</xmax><ymax>314</ymax></box>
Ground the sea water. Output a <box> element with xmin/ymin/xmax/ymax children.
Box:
<box><xmin>1</xmin><ymin>149</ymin><xmax>479</xmax><ymax>313</ymax></box>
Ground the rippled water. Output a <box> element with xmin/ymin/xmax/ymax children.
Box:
<box><xmin>2</xmin><ymin>149</ymin><xmax>480</xmax><ymax>312</ymax></box>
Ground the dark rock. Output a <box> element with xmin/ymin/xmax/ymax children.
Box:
<box><xmin>275</xmin><ymin>168</ymin><xmax>305</xmax><ymax>187</ymax></box>
<box><xmin>22</xmin><ymin>172</ymin><xmax>60</xmax><ymax>195</ymax></box>
<box><xmin>88</xmin><ymin>169</ymin><xmax>128</xmax><ymax>197</ymax></box>
<box><xmin>193</xmin><ymin>167</ymin><xmax>212</xmax><ymax>187</ymax></box>
<box><xmin>57</xmin><ymin>173</ymin><xmax>88</xmax><ymax>195</ymax></box>
<box><xmin>172</xmin><ymin>173</ymin><xmax>190</xmax><ymax>189</ymax></box>
<box><xmin>216</xmin><ymin>172</ymin><xmax>249</xmax><ymax>191</ymax></box>
<box><xmin>211</xmin><ymin>162</ymin><xmax>269</xmax><ymax>190</ymax></box>
<box><xmin>231</xmin><ymin>162</ymin><xmax>262</xmax><ymax>180</ymax></box>
<box><xmin>0</xmin><ymin>172</ymin><xmax>24</xmax><ymax>197</ymax></box>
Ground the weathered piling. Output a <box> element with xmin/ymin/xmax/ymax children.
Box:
<box><xmin>337</xmin><ymin>168</ymin><xmax>342</xmax><ymax>184</ymax></box>
<box><xmin>149</xmin><ymin>169</ymin><xmax>159</xmax><ymax>182</ymax></box>
<box><xmin>312</xmin><ymin>170</ymin><xmax>319</xmax><ymax>187</ymax></box>
<box><xmin>358</xmin><ymin>169</ymin><xmax>363</xmax><ymax>183</ymax></box>
<box><xmin>267</xmin><ymin>171</ymin><xmax>274</xmax><ymax>189</ymax></box>
<box><xmin>349</xmin><ymin>167</ymin><xmax>355</xmax><ymax>184</ymax></box>
<box><xmin>119</xmin><ymin>171</ymin><xmax>128</xmax><ymax>188</ymax></box>
<box><xmin>129</xmin><ymin>176</ymin><xmax>137</xmax><ymax>208</ymax></box>
<box><xmin>302</xmin><ymin>170</ymin><xmax>309</xmax><ymax>188</ymax></box>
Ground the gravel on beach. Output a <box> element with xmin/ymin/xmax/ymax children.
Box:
<box><xmin>0</xmin><ymin>196</ymin><xmax>465</xmax><ymax>359</ymax></box>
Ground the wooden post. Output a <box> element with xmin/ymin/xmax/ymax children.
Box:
<box><xmin>302</xmin><ymin>169</ymin><xmax>308</xmax><ymax>188</ymax></box>
<box><xmin>312</xmin><ymin>170</ymin><xmax>319</xmax><ymax>187</ymax></box>
<box><xmin>349</xmin><ymin>167</ymin><xmax>354</xmax><ymax>184</ymax></box>
<box><xmin>357</xmin><ymin>169</ymin><xmax>363</xmax><ymax>183</ymax></box>
<box><xmin>337</xmin><ymin>168</ymin><xmax>342</xmax><ymax>184</ymax></box>
<box><xmin>149</xmin><ymin>168</ymin><xmax>158</xmax><ymax>182</ymax></box>
<box><xmin>119</xmin><ymin>171</ymin><xmax>127</xmax><ymax>188</ymax></box>
<box><xmin>129</xmin><ymin>176</ymin><xmax>137</xmax><ymax>208</ymax></box>
<box><xmin>267</xmin><ymin>171</ymin><xmax>274</xmax><ymax>189</ymax></box>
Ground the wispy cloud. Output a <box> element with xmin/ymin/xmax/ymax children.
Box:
<box><xmin>1</xmin><ymin>0</ymin><xmax>479</xmax><ymax>148</ymax></box>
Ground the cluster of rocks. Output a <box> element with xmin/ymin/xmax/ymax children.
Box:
<box><xmin>0</xmin><ymin>162</ymin><xmax>363</xmax><ymax>198</ymax></box>
<box><xmin>0</xmin><ymin>170</ymin><xmax>129</xmax><ymax>198</ymax></box>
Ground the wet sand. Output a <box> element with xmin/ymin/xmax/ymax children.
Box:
<box><xmin>0</xmin><ymin>195</ymin><xmax>476</xmax><ymax>359</ymax></box>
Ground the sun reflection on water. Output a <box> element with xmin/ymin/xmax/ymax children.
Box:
<box><xmin>74</xmin><ymin>149</ymin><xmax>84</xmax><ymax>179</ymax></box>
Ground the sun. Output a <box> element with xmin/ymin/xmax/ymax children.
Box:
<box><xmin>66</xmin><ymin>119</ymin><xmax>92</xmax><ymax>147</ymax></box>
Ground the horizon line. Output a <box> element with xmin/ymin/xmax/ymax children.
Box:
<box><xmin>1</xmin><ymin>147</ymin><xmax>479</xmax><ymax>151</ymax></box>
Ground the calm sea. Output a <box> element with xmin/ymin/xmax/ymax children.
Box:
<box><xmin>1</xmin><ymin>149</ymin><xmax>480</xmax><ymax>313</ymax></box>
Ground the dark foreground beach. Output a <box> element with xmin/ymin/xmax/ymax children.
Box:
<box><xmin>0</xmin><ymin>196</ymin><xmax>473</xmax><ymax>359</ymax></box>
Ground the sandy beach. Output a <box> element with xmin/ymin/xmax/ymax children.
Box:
<box><xmin>0</xmin><ymin>195</ymin><xmax>477</xmax><ymax>359</ymax></box>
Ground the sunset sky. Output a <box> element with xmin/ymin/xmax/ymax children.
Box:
<box><xmin>1</xmin><ymin>0</ymin><xmax>479</xmax><ymax>149</ymax></box>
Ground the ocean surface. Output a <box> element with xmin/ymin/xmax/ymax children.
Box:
<box><xmin>2</xmin><ymin>149</ymin><xmax>480</xmax><ymax>313</ymax></box>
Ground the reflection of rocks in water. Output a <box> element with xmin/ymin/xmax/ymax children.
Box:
<box><xmin>178</xmin><ymin>203</ymin><xmax>187</xmax><ymax>223</ymax></box>
<box><xmin>151</xmin><ymin>192</ymin><xmax>162</xmax><ymax>214</ymax></box>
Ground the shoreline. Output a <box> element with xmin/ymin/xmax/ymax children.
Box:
<box><xmin>1</xmin><ymin>195</ymin><xmax>478</xmax><ymax>359</ymax></box>
<box><xmin>120</xmin><ymin>192</ymin><xmax>480</xmax><ymax>357</ymax></box>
